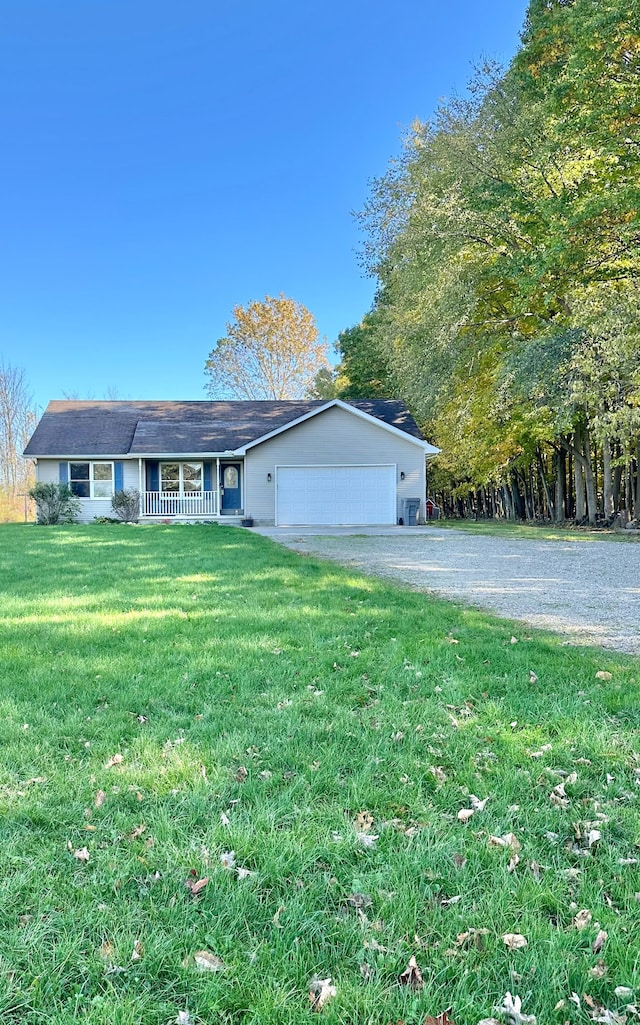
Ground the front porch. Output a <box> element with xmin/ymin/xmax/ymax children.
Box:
<box><xmin>140</xmin><ymin>459</ymin><xmax>244</xmax><ymax>519</ymax></box>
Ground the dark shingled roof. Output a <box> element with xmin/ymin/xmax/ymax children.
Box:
<box><xmin>23</xmin><ymin>399</ymin><xmax>425</xmax><ymax>457</ymax></box>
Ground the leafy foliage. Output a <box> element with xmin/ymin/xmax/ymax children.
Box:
<box><xmin>29</xmin><ymin>482</ymin><xmax>81</xmax><ymax>524</ymax></box>
<box><xmin>111</xmin><ymin>488</ymin><xmax>141</xmax><ymax>522</ymax></box>
<box><xmin>205</xmin><ymin>294</ymin><xmax>330</xmax><ymax>400</ymax></box>
<box><xmin>354</xmin><ymin>0</ymin><xmax>640</xmax><ymax>521</ymax></box>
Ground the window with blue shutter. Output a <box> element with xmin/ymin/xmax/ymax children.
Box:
<box><xmin>59</xmin><ymin>462</ymin><xmax>68</xmax><ymax>483</ymax></box>
<box><xmin>114</xmin><ymin>462</ymin><xmax>124</xmax><ymax>492</ymax></box>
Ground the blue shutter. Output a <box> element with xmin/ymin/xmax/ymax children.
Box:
<box><xmin>114</xmin><ymin>462</ymin><xmax>124</xmax><ymax>492</ymax></box>
<box><xmin>146</xmin><ymin>461</ymin><xmax>159</xmax><ymax>492</ymax></box>
<box><xmin>59</xmin><ymin>462</ymin><xmax>68</xmax><ymax>483</ymax></box>
<box><xmin>203</xmin><ymin>462</ymin><xmax>212</xmax><ymax>491</ymax></box>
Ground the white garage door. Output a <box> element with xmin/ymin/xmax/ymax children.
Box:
<box><xmin>276</xmin><ymin>465</ymin><xmax>396</xmax><ymax>526</ymax></box>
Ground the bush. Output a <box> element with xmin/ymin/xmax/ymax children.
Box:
<box><xmin>29</xmin><ymin>483</ymin><xmax>81</xmax><ymax>525</ymax></box>
<box><xmin>111</xmin><ymin>488</ymin><xmax>140</xmax><ymax>522</ymax></box>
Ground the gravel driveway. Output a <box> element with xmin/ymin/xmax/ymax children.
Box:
<box><xmin>255</xmin><ymin>526</ymin><xmax>640</xmax><ymax>655</ymax></box>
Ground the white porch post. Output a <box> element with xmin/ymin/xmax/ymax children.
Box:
<box><xmin>216</xmin><ymin>457</ymin><xmax>220</xmax><ymax>515</ymax></box>
<box><xmin>138</xmin><ymin>458</ymin><xmax>143</xmax><ymax>517</ymax></box>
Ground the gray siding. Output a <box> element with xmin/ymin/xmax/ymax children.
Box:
<box><xmin>245</xmin><ymin>406</ymin><xmax>426</xmax><ymax>525</ymax></box>
<box><xmin>35</xmin><ymin>459</ymin><xmax>140</xmax><ymax>523</ymax></box>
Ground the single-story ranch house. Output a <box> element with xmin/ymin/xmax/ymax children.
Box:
<box><xmin>24</xmin><ymin>398</ymin><xmax>439</xmax><ymax>526</ymax></box>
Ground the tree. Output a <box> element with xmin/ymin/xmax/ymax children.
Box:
<box><xmin>204</xmin><ymin>294</ymin><xmax>330</xmax><ymax>400</ymax></box>
<box><xmin>0</xmin><ymin>359</ymin><xmax>36</xmax><ymax>518</ymax></box>
<box><xmin>354</xmin><ymin>0</ymin><xmax>640</xmax><ymax>522</ymax></box>
<box><xmin>333</xmin><ymin>313</ymin><xmax>396</xmax><ymax>399</ymax></box>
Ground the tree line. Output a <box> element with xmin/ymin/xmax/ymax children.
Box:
<box><xmin>322</xmin><ymin>0</ymin><xmax>640</xmax><ymax>525</ymax></box>
<box><xmin>0</xmin><ymin>360</ymin><xmax>36</xmax><ymax>521</ymax></box>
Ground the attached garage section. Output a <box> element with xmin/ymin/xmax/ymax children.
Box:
<box><xmin>276</xmin><ymin>464</ymin><xmax>396</xmax><ymax>526</ymax></box>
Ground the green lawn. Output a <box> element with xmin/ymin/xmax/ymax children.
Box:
<box><xmin>1</xmin><ymin>523</ymin><xmax>639</xmax><ymax>1025</ymax></box>
<box><xmin>432</xmin><ymin>519</ymin><xmax>640</xmax><ymax>544</ymax></box>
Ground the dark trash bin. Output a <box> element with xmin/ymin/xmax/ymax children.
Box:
<box><xmin>401</xmin><ymin>498</ymin><xmax>421</xmax><ymax>526</ymax></box>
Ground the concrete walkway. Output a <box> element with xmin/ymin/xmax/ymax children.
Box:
<box><xmin>252</xmin><ymin>525</ymin><xmax>640</xmax><ymax>655</ymax></box>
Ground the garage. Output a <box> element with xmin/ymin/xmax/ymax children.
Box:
<box><xmin>276</xmin><ymin>464</ymin><xmax>397</xmax><ymax>526</ymax></box>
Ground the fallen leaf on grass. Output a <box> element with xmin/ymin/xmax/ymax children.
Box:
<box><xmin>502</xmin><ymin>933</ymin><xmax>528</xmax><ymax>950</ymax></box>
<box><xmin>184</xmin><ymin>873</ymin><xmax>209</xmax><ymax>896</ymax></box>
<box><xmin>424</xmin><ymin>1009</ymin><xmax>456</xmax><ymax>1025</ymax></box>
<box><xmin>529</xmin><ymin>744</ymin><xmax>552</xmax><ymax>758</ymax></box>
<box><xmin>477</xmin><ymin>1019</ymin><xmax>501</xmax><ymax>1025</ymax></box>
<box><xmin>469</xmin><ymin>795</ymin><xmax>489</xmax><ymax>811</ymax></box>
<box><xmin>235</xmin><ymin>766</ymin><xmax>248</xmax><ymax>782</ymax></box>
<box><xmin>529</xmin><ymin>671</ymin><xmax>538</xmax><ymax>684</ymax></box>
<box><xmin>356</xmin><ymin>832</ymin><xmax>379</xmax><ymax>848</ymax></box>
<box><xmin>105</xmin><ymin>753</ymin><xmax>124</xmax><ymax>768</ymax></box>
<box><xmin>500</xmin><ymin>992</ymin><xmax>536</xmax><ymax>1025</ymax></box>
<box><xmin>308</xmin><ymin>977</ymin><xmax>337</xmax><ymax>1011</ymax></box>
<box><xmin>131</xmin><ymin>939</ymin><xmax>144</xmax><ymax>961</ymax></box>
<box><xmin>94</xmin><ymin>790</ymin><xmax>106</xmax><ymax>808</ymax></box>
<box><xmin>489</xmin><ymin>833</ymin><xmax>521</xmax><ymax>854</ymax></box>
<box><xmin>354</xmin><ymin>811</ymin><xmax>374</xmax><ymax>832</ymax></box>
<box><xmin>236</xmin><ymin>866</ymin><xmax>254</xmax><ymax>880</ymax></box>
<box><xmin>398</xmin><ymin>955</ymin><xmax>423</xmax><ymax>989</ymax></box>
<box><xmin>507</xmin><ymin>853</ymin><xmax>520</xmax><ymax>873</ymax></box>
<box><xmin>457</xmin><ymin>809</ymin><xmax>474</xmax><ymax>823</ymax></box>
<box><xmin>574</xmin><ymin>909</ymin><xmax>592</xmax><ymax>929</ymax></box>
<box><xmin>550</xmin><ymin>790</ymin><xmax>570</xmax><ymax>809</ymax></box>
<box><xmin>220</xmin><ymin>811</ymin><xmax>230</xmax><ymax>827</ymax></box>
<box><xmin>596</xmin><ymin>671</ymin><xmax>613</xmax><ymax>681</ymax></box>
<box><xmin>592</xmin><ymin>929</ymin><xmax>608</xmax><ymax>953</ymax></box>
<box><xmin>175</xmin><ymin>1012</ymin><xmax>191</xmax><ymax>1025</ymax></box>
<box><xmin>614</xmin><ymin>986</ymin><xmax>634</xmax><ymax>999</ymax></box>
<box><xmin>456</xmin><ymin>928</ymin><xmax>489</xmax><ymax>949</ymax></box>
<box><xmin>71</xmin><ymin>845</ymin><xmax>90</xmax><ymax>862</ymax></box>
<box><xmin>430</xmin><ymin>766</ymin><xmax>447</xmax><ymax>784</ymax></box>
<box><xmin>128</xmin><ymin>823</ymin><xmax>146</xmax><ymax>840</ymax></box>
<box><xmin>99</xmin><ymin>940</ymin><xmax>115</xmax><ymax>960</ymax></box>
<box><xmin>441</xmin><ymin>895</ymin><xmax>462</xmax><ymax>907</ymax></box>
<box><xmin>182</xmin><ymin>950</ymin><xmax>224</xmax><ymax>972</ymax></box>
<box><xmin>345</xmin><ymin>893</ymin><xmax>373</xmax><ymax>911</ymax></box>
<box><xmin>220</xmin><ymin>851</ymin><xmax>236</xmax><ymax>870</ymax></box>
<box><xmin>588</xmin><ymin>960</ymin><xmax>607</xmax><ymax>979</ymax></box>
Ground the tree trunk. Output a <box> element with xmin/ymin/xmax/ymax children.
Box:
<box><xmin>635</xmin><ymin>439</ymin><xmax>640</xmax><ymax>518</ymax></box>
<box><xmin>603</xmin><ymin>438</ymin><xmax>614</xmax><ymax>522</ymax></box>
<box><xmin>573</xmin><ymin>428</ymin><xmax>586</xmax><ymax>522</ymax></box>
<box><xmin>538</xmin><ymin>448</ymin><xmax>553</xmax><ymax>521</ymax></box>
<box><xmin>554</xmin><ymin>447</ymin><xmax>565</xmax><ymax>523</ymax></box>
<box><xmin>582</xmin><ymin>426</ymin><xmax>597</xmax><ymax>526</ymax></box>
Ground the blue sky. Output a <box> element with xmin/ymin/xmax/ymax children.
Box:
<box><xmin>1</xmin><ymin>0</ymin><xmax>528</xmax><ymax>412</ymax></box>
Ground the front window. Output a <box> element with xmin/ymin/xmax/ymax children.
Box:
<box><xmin>160</xmin><ymin>462</ymin><xmax>202</xmax><ymax>494</ymax></box>
<box><xmin>69</xmin><ymin>462</ymin><xmax>114</xmax><ymax>499</ymax></box>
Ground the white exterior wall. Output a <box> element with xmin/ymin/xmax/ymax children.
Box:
<box><xmin>35</xmin><ymin>459</ymin><xmax>140</xmax><ymax>523</ymax></box>
<box><xmin>244</xmin><ymin>406</ymin><xmax>426</xmax><ymax>525</ymax></box>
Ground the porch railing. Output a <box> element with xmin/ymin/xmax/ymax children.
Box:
<box><xmin>144</xmin><ymin>490</ymin><xmax>219</xmax><ymax>517</ymax></box>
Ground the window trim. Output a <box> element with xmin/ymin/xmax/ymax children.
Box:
<box><xmin>159</xmin><ymin>461</ymin><xmax>204</xmax><ymax>495</ymax></box>
<box><xmin>68</xmin><ymin>461</ymin><xmax>115</xmax><ymax>500</ymax></box>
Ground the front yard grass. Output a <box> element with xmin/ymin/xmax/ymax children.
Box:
<box><xmin>1</xmin><ymin>523</ymin><xmax>639</xmax><ymax>1025</ymax></box>
<box><xmin>432</xmin><ymin>519</ymin><xmax>640</xmax><ymax>543</ymax></box>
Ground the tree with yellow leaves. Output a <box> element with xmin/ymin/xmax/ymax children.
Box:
<box><xmin>205</xmin><ymin>294</ymin><xmax>330</xmax><ymax>400</ymax></box>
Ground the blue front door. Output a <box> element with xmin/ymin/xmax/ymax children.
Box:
<box><xmin>220</xmin><ymin>463</ymin><xmax>242</xmax><ymax>513</ymax></box>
